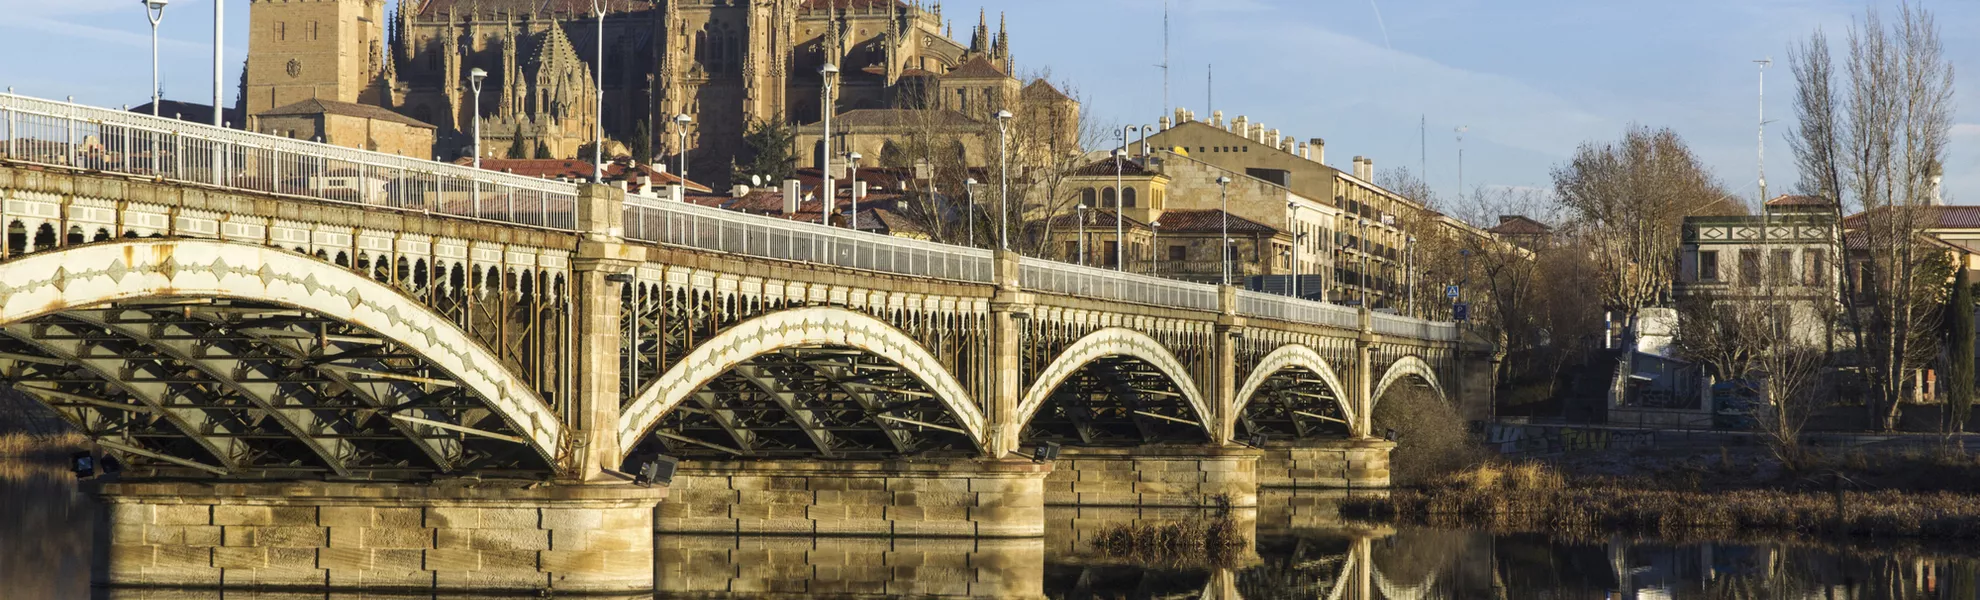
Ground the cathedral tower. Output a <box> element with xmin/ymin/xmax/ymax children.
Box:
<box><xmin>244</xmin><ymin>0</ymin><xmax>388</xmax><ymax>117</ymax></box>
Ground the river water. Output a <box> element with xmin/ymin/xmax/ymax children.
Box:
<box><xmin>7</xmin><ymin>462</ymin><xmax>1973</xmax><ymax>599</ymax></box>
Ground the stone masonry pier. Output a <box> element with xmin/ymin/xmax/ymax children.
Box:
<box><xmin>1042</xmin><ymin>446</ymin><xmax>1261</xmax><ymax>508</ymax></box>
<box><xmin>1255</xmin><ymin>439</ymin><xmax>1395</xmax><ymax>489</ymax></box>
<box><xmin>659</xmin><ymin>459</ymin><xmax>1050</xmax><ymax>538</ymax></box>
<box><xmin>94</xmin><ymin>480</ymin><xmax>663</xmax><ymax>594</ymax></box>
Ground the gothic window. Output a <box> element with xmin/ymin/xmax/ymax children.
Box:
<box><xmin>276</xmin><ymin>21</ymin><xmax>287</xmax><ymax>41</ymax></box>
<box><xmin>694</xmin><ymin>31</ymin><xmax>708</xmax><ymax>66</ymax></box>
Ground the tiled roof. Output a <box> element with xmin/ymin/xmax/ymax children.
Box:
<box><xmin>1071</xmin><ymin>157</ymin><xmax>1156</xmax><ymax>177</ymax></box>
<box><xmin>944</xmin><ymin>56</ymin><xmax>1007</xmax><ymax>79</ymax></box>
<box><xmin>1149</xmin><ymin>210</ymin><xmax>1277</xmax><ymax>235</ymax></box>
<box><xmin>416</xmin><ymin>0</ymin><xmax>650</xmax><ymax>17</ymax></box>
<box><xmin>259</xmin><ymin>99</ymin><xmax>437</xmax><ymax>129</ymax></box>
<box><xmin>1046</xmin><ymin>209</ymin><xmax>1148</xmax><ymax>230</ymax></box>
<box><xmin>799</xmin><ymin>0</ymin><xmax>907</xmax><ymax>9</ymax></box>
<box><xmin>1766</xmin><ymin>194</ymin><xmax>1833</xmax><ymax>207</ymax></box>
<box><xmin>1487</xmin><ymin>215</ymin><xmax>1552</xmax><ymax>236</ymax></box>
<box><xmin>130</xmin><ymin>100</ymin><xmax>244</xmax><ymax>128</ymax></box>
<box><xmin>1846</xmin><ymin>205</ymin><xmax>1980</xmax><ymax>230</ymax></box>
<box><xmin>1022</xmin><ymin>79</ymin><xmax>1072</xmax><ymax>101</ymax></box>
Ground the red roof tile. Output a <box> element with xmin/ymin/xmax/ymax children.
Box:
<box><xmin>459</xmin><ymin>158</ymin><xmax>711</xmax><ymax>193</ymax></box>
<box><xmin>944</xmin><ymin>56</ymin><xmax>1007</xmax><ymax>79</ymax></box>
<box><xmin>1486</xmin><ymin>215</ymin><xmax>1552</xmax><ymax>236</ymax></box>
<box><xmin>1149</xmin><ymin>210</ymin><xmax>1277</xmax><ymax>235</ymax></box>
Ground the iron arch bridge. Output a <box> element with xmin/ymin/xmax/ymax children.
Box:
<box><xmin>0</xmin><ymin>92</ymin><xmax>1471</xmax><ymax>483</ymax></box>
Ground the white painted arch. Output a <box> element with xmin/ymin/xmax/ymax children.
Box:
<box><xmin>1014</xmin><ymin>328</ymin><xmax>1213</xmax><ymax>437</ymax></box>
<box><xmin>1234</xmin><ymin>344</ymin><xmax>1356</xmax><ymax>427</ymax></box>
<box><xmin>0</xmin><ymin>240</ymin><xmax>564</xmax><ymax>461</ymax></box>
<box><xmin>1371</xmin><ymin>355</ymin><xmax>1447</xmax><ymax>412</ymax></box>
<box><xmin>616</xmin><ymin>306</ymin><xmax>987</xmax><ymax>454</ymax></box>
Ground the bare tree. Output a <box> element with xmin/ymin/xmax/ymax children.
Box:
<box><xmin>1787</xmin><ymin>2</ymin><xmax>1955</xmax><ymax>430</ymax></box>
<box><xmin>1675</xmin><ymin>296</ymin><xmax>1830</xmax><ymax>467</ymax></box>
<box><xmin>1552</xmin><ymin>126</ymin><xmax>1740</xmax><ymax>328</ymax></box>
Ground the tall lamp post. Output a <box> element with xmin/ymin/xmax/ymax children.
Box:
<box><xmin>469</xmin><ymin>68</ymin><xmax>487</xmax><ymax>169</ymax></box>
<box><xmin>1217</xmin><ymin>175</ymin><xmax>1232</xmax><ymax>285</ymax></box>
<box><xmin>674</xmin><ymin>113</ymin><xmax>692</xmax><ymax>183</ymax></box>
<box><xmin>142</xmin><ymin>0</ymin><xmax>169</xmax><ymax>117</ymax></box>
<box><xmin>1287</xmin><ymin>201</ymin><xmax>1301</xmax><ymax>299</ymax></box>
<box><xmin>995</xmin><ymin>110</ymin><xmax>1014</xmax><ymax>250</ymax></box>
<box><xmin>964</xmin><ymin>178</ymin><xmax>979</xmax><ymax>247</ymax></box>
<box><xmin>820</xmin><ymin>64</ymin><xmax>839</xmax><ymax>220</ymax></box>
<box><xmin>211</xmin><ymin>0</ymin><xmax>221</xmax><ymax>127</ymax></box>
<box><xmin>1150</xmin><ymin>220</ymin><xmax>1161</xmax><ymax>275</ymax></box>
<box><xmin>1112</xmin><ymin>147</ymin><xmax>1126</xmax><ymax>269</ymax></box>
<box><xmin>847</xmin><ymin>152</ymin><xmax>863</xmax><ymax>229</ymax></box>
<box><xmin>590</xmin><ymin>0</ymin><xmax>608</xmax><ymax>182</ymax></box>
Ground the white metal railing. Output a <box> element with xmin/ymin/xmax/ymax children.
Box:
<box><xmin>624</xmin><ymin>197</ymin><xmax>996</xmax><ymax>283</ymax></box>
<box><xmin>0</xmin><ymin>93</ymin><xmax>579</xmax><ymax>231</ymax></box>
<box><xmin>1372</xmin><ymin>311</ymin><xmax>1460</xmax><ymax>341</ymax></box>
<box><xmin>1236</xmin><ymin>290</ymin><xmax>1361</xmax><ymax>330</ymax></box>
<box><xmin>1019</xmin><ymin>257</ymin><xmax>1222</xmax><ymax>312</ymax></box>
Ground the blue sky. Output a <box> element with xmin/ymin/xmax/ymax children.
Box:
<box><xmin>2</xmin><ymin>0</ymin><xmax>1974</xmax><ymax>216</ymax></box>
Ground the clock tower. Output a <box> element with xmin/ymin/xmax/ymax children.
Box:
<box><xmin>244</xmin><ymin>0</ymin><xmax>387</xmax><ymax>118</ymax></box>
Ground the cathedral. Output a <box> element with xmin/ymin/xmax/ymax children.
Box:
<box><xmin>243</xmin><ymin>0</ymin><xmax>1069</xmax><ymax>187</ymax></box>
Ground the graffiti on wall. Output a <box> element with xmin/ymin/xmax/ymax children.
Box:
<box><xmin>1480</xmin><ymin>423</ymin><xmax>1657</xmax><ymax>455</ymax></box>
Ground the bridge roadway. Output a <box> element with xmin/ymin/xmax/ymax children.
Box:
<box><xmin>0</xmin><ymin>94</ymin><xmax>1477</xmax><ymax>593</ymax></box>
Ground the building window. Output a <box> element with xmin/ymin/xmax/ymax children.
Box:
<box><xmin>1805</xmin><ymin>249</ymin><xmax>1828</xmax><ymax>286</ymax></box>
<box><xmin>1771</xmin><ymin>249</ymin><xmax>1795</xmax><ymax>285</ymax></box>
<box><xmin>1081</xmin><ymin>188</ymin><xmax>1096</xmax><ymax>206</ymax></box>
<box><xmin>1104</xmin><ymin>242</ymin><xmax>1119</xmax><ymax>267</ymax></box>
<box><xmin>1122</xmin><ymin>187</ymin><xmax>1137</xmax><ymax>208</ymax></box>
<box><xmin>1101</xmin><ymin>187</ymin><xmax>1117</xmax><ymax>208</ymax></box>
<box><xmin>276</xmin><ymin>21</ymin><xmax>287</xmax><ymax>41</ymax></box>
<box><xmin>1168</xmin><ymin>245</ymin><xmax>1186</xmax><ymax>261</ymax></box>
<box><xmin>1739</xmin><ymin>249</ymin><xmax>1761</xmax><ymax>287</ymax></box>
<box><xmin>1064</xmin><ymin>241</ymin><xmax>1078</xmax><ymax>260</ymax></box>
<box><xmin>309</xmin><ymin>21</ymin><xmax>319</xmax><ymax>41</ymax></box>
<box><xmin>1699</xmin><ymin>250</ymin><xmax>1718</xmax><ymax>281</ymax></box>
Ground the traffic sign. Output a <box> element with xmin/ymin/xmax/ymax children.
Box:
<box><xmin>1445</xmin><ymin>285</ymin><xmax>1461</xmax><ymax>299</ymax></box>
<box><xmin>1453</xmin><ymin>302</ymin><xmax>1471</xmax><ymax>322</ymax></box>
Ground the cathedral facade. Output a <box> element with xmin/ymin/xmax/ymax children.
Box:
<box><xmin>245</xmin><ymin>0</ymin><xmax>1049</xmax><ymax>186</ymax></box>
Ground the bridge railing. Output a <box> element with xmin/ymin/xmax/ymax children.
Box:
<box><xmin>1236</xmin><ymin>290</ymin><xmax>1360</xmax><ymax>330</ymax></box>
<box><xmin>623</xmin><ymin>197</ymin><xmax>996</xmax><ymax>283</ymax></box>
<box><xmin>0</xmin><ymin>93</ymin><xmax>579</xmax><ymax>231</ymax></box>
<box><xmin>1019</xmin><ymin>257</ymin><xmax>1222</xmax><ymax>312</ymax></box>
<box><xmin>1372</xmin><ymin>312</ymin><xmax>1460</xmax><ymax>341</ymax></box>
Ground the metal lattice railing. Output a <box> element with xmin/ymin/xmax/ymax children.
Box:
<box><xmin>0</xmin><ymin>93</ymin><xmax>579</xmax><ymax>231</ymax></box>
<box><xmin>1018</xmin><ymin>257</ymin><xmax>1223</xmax><ymax>312</ymax></box>
<box><xmin>1372</xmin><ymin>312</ymin><xmax>1460</xmax><ymax>341</ymax></box>
<box><xmin>1236</xmin><ymin>290</ymin><xmax>1361</xmax><ymax>330</ymax></box>
<box><xmin>624</xmin><ymin>197</ymin><xmax>997</xmax><ymax>283</ymax></box>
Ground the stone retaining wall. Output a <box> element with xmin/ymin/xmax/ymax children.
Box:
<box><xmin>1043</xmin><ymin>446</ymin><xmax>1260</xmax><ymax>508</ymax></box>
<box><xmin>659</xmin><ymin>459</ymin><xmax>1050</xmax><ymax>538</ymax></box>
<box><xmin>1255</xmin><ymin>439</ymin><xmax>1393</xmax><ymax>489</ymax></box>
<box><xmin>93</xmin><ymin>480</ymin><xmax>664</xmax><ymax>594</ymax></box>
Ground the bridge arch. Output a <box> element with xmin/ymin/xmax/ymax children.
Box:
<box><xmin>616</xmin><ymin>306</ymin><xmax>987</xmax><ymax>457</ymax></box>
<box><xmin>1015</xmin><ymin>328</ymin><xmax>1213</xmax><ymax>441</ymax></box>
<box><xmin>1372</xmin><ymin>355</ymin><xmax>1447</xmax><ymax>413</ymax></box>
<box><xmin>0</xmin><ymin>240</ymin><xmax>564</xmax><ymax>473</ymax></box>
<box><xmin>1233</xmin><ymin>344</ymin><xmax>1356</xmax><ymax>439</ymax></box>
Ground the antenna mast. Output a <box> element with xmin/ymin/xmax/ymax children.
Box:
<box><xmin>1160</xmin><ymin>0</ymin><xmax>1170</xmax><ymax>114</ymax></box>
<box><xmin>1756</xmin><ymin>58</ymin><xmax>1772</xmax><ymax>206</ymax></box>
<box><xmin>1455</xmin><ymin>126</ymin><xmax>1469</xmax><ymax>201</ymax></box>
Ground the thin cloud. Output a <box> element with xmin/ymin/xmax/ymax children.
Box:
<box><xmin>1953</xmin><ymin>123</ymin><xmax>1980</xmax><ymax>139</ymax></box>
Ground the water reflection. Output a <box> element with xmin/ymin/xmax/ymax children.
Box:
<box><xmin>10</xmin><ymin>467</ymin><xmax>1980</xmax><ymax>599</ymax></box>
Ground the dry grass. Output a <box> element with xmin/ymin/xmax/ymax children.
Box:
<box><xmin>1089</xmin><ymin>516</ymin><xmax>1248</xmax><ymax>567</ymax></box>
<box><xmin>0</xmin><ymin>431</ymin><xmax>84</xmax><ymax>458</ymax></box>
<box><xmin>1345</xmin><ymin>460</ymin><xmax>1980</xmax><ymax>541</ymax></box>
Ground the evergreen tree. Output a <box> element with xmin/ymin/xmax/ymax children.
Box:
<box><xmin>535</xmin><ymin>140</ymin><xmax>553</xmax><ymax>159</ymax></box>
<box><xmin>632</xmin><ymin>119</ymin><xmax>653</xmax><ymax>165</ymax></box>
<box><xmin>1949</xmin><ymin>259</ymin><xmax>1975</xmax><ymax>431</ymax></box>
<box><xmin>732</xmin><ymin>117</ymin><xmax>798</xmax><ymax>184</ymax></box>
<box><xmin>507</xmin><ymin>133</ymin><xmax>528</xmax><ymax>159</ymax></box>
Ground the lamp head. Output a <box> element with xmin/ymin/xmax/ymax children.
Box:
<box><xmin>847</xmin><ymin>152</ymin><xmax>862</xmax><ymax>162</ymax></box>
<box><xmin>820</xmin><ymin>63</ymin><xmax>839</xmax><ymax>75</ymax></box>
<box><xmin>995</xmin><ymin>110</ymin><xmax>1014</xmax><ymax>121</ymax></box>
<box><xmin>144</xmin><ymin>0</ymin><xmax>168</xmax><ymax>9</ymax></box>
<box><xmin>1151</xmin><ymin>221</ymin><xmax>1161</xmax><ymax>228</ymax></box>
<box><xmin>469</xmin><ymin>68</ymin><xmax>488</xmax><ymax>83</ymax></box>
<box><xmin>1216</xmin><ymin>176</ymin><xmax>1232</xmax><ymax>185</ymax></box>
<box><xmin>675</xmin><ymin>113</ymin><xmax>692</xmax><ymax>124</ymax></box>
<box><xmin>965</xmin><ymin>178</ymin><xmax>978</xmax><ymax>185</ymax></box>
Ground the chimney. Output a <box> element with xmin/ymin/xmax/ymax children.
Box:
<box><xmin>1159</xmin><ymin>116</ymin><xmax>1173</xmax><ymax>130</ymax></box>
<box><xmin>1310</xmin><ymin>139</ymin><xmax>1326</xmax><ymax>165</ymax></box>
<box><xmin>1352</xmin><ymin>156</ymin><xmax>1365</xmax><ymax>179</ymax></box>
<box><xmin>667</xmin><ymin>183</ymin><xmax>684</xmax><ymax>203</ymax></box>
<box><xmin>1212</xmin><ymin>110</ymin><xmax>1224</xmax><ymax>128</ymax></box>
<box><xmin>1172</xmin><ymin>107</ymin><xmax>1187</xmax><ymax>125</ymax></box>
<box><xmin>1298</xmin><ymin>143</ymin><xmax>1310</xmax><ymax>160</ymax></box>
<box><xmin>637</xmin><ymin>175</ymin><xmax>653</xmax><ymax>197</ymax></box>
<box><xmin>854</xmin><ymin>180</ymin><xmax>868</xmax><ymax>201</ymax></box>
<box><xmin>732</xmin><ymin>184</ymin><xmax>752</xmax><ymax>198</ymax></box>
<box><xmin>783</xmin><ymin>179</ymin><xmax>802</xmax><ymax>214</ymax></box>
<box><xmin>1282</xmin><ymin>135</ymin><xmax>1296</xmax><ymax>152</ymax></box>
<box><xmin>1362</xmin><ymin>157</ymin><xmax>1375</xmax><ymax>180</ymax></box>
<box><xmin>1232</xmin><ymin>115</ymin><xmax>1248</xmax><ymax>135</ymax></box>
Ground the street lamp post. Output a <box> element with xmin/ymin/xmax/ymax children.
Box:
<box><xmin>1218</xmin><ymin>176</ymin><xmax>1232</xmax><ymax>285</ymax></box>
<box><xmin>1113</xmin><ymin>147</ymin><xmax>1126</xmax><ymax>269</ymax></box>
<box><xmin>964</xmin><ymin>178</ymin><xmax>979</xmax><ymax>247</ymax></box>
<box><xmin>591</xmin><ymin>0</ymin><xmax>608</xmax><ymax>182</ymax></box>
<box><xmin>1139</xmin><ymin>125</ymin><xmax>1155</xmax><ymax>157</ymax></box>
<box><xmin>995</xmin><ymin>110</ymin><xmax>1014</xmax><ymax>250</ymax></box>
<box><xmin>847</xmin><ymin>152</ymin><xmax>863</xmax><ymax>229</ymax></box>
<box><xmin>1407</xmin><ymin>236</ymin><xmax>1418</xmax><ymax>317</ymax></box>
<box><xmin>469</xmin><ymin>69</ymin><xmax>487</xmax><ymax>170</ymax></box>
<box><xmin>142</xmin><ymin>0</ymin><xmax>169</xmax><ymax>117</ymax></box>
<box><xmin>820</xmin><ymin>64</ymin><xmax>840</xmax><ymax>221</ymax></box>
<box><xmin>674</xmin><ymin>113</ymin><xmax>692</xmax><ymax>184</ymax></box>
<box><xmin>1150</xmin><ymin>221</ymin><xmax>1161</xmax><ymax>275</ymax></box>
<box><xmin>211</xmin><ymin>0</ymin><xmax>221</xmax><ymax>127</ymax></box>
<box><xmin>1287</xmin><ymin>201</ymin><xmax>1301</xmax><ymax>300</ymax></box>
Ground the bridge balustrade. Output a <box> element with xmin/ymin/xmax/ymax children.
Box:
<box><xmin>622</xmin><ymin>196</ymin><xmax>996</xmax><ymax>283</ymax></box>
<box><xmin>0</xmin><ymin>93</ymin><xmax>578</xmax><ymax>231</ymax></box>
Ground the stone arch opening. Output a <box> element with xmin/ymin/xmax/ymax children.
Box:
<box><xmin>1234</xmin><ymin>345</ymin><xmax>1354</xmax><ymax>442</ymax></box>
<box><xmin>1015</xmin><ymin>328</ymin><xmax>1212</xmax><ymax>446</ymax></box>
<box><xmin>0</xmin><ymin>240</ymin><xmax>564</xmax><ymax>478</ymax></box>
<box><xmin>617</xmin><ymin>307</ymin><xmax>986</xmax><ymax>460</ymax></box>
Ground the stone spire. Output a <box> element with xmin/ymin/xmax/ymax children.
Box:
<box><xmin>970</xmin><ymin>9</ymin><xmax>988</xmax><ymax>54</ymax></box>
<box><xmin>993</xmin><ymin>12</ymin><xmax>1008</xmax><ymax>61</ymax></box>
